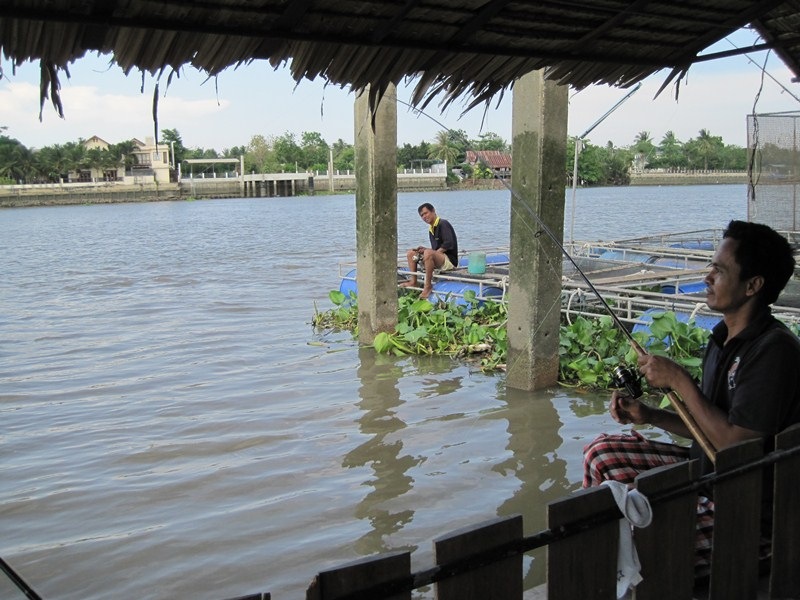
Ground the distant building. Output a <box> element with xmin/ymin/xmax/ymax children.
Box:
<box><xmin>74</xmin><ymin>135</ymin><xmax>123</xmax><ymax>183</ymax></box>
<box><xmin>71</xmin><ymin>135</ymin><xmax>172</xmax><ymax>184</ymax></box>
<box><xmin>128</xmin><ymin>137</ymin><xmax>172</xmax><ymax>184</ymax></box>
<box><xmin>465</xmin><ymin>150</ymin><xmax>512</xmax><ymax>178</ymax></box>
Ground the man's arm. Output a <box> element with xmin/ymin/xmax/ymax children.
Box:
<box><xmin>638</xmin><ymin>354</ymin><xmax>764</xmax><ymax>450</ymax></box>
<box><xmin>438</xmin><ymin>220</ymin><xmax>457</xmax><ymax>251</ymax></box>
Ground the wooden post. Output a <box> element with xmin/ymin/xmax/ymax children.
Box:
<box><xmin>306</xmin><ymin>551</ymin><xmax>410</xmax><ymax>600</ymax></box>
<box><xmin>506</xmin><ymin>70</ymin><xmax>568</xmax><ymax>391</ymax></box>
<box><xmin>634</xmin><ymin>460</ymin><xmax>698</xmax><ymax>600</ymax></box>
<box><xmin>709</xmin><ymin>438</ymin><xmax>763</xmax><ymax>600</ymax></box>
<box><xmin>770</xmin><ymin>423</ymin><xmax>800</xmax><ymax>598</ymax></box>
<box><xmin>353</xmin><ymin>84</ymin><xmax>398</xmax><ymax>343</ymax></box>
<box><xmin>547</xmin><ymin>486</ymin><xmax>618</xmax><ymax>600</ymax></box>
<box><xmin>434</xmin><ymin>515</ymin><xmax>523</xmax><ymax>599</ymax></box>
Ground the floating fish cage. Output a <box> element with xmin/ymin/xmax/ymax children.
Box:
<box><xmin>337</xmin><ymin>235</ymin><xmax>800</xmax><ymax>330</ymax></box>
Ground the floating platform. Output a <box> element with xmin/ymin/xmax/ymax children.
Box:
<box><xmin>338</xmin><ymin>229</ymin><xmax>800</xmax><ymax>329</ymax></box>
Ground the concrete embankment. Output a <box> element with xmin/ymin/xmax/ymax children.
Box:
<box><xmin>0</xmin><ymin>172</ymin><xmax>748</xmax><ymax>207</ymax></box>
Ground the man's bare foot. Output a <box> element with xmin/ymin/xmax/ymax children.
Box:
<box><xmin>420</xmin><ymin>286</ymin><xmax>433</xmax><ymax>299</ymax></box>
<box><xmin>399</xmin><ymin>280</ymin><xmax>417</xmax><ymax>288</ymax></box>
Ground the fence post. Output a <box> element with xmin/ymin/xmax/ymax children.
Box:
<box><xmin>709</xmin><ymin>438</ymin><xmax>763</xmax><ymax>600</ymax></box>
<box><xmin>547</xmin><ymin>486</ymin><xmax>618</xmax><ymax>600</ymax></box>
<box><xmin>305</xmin><ymin>551</ymin><xmax>410</xmax><ymax>600</ymax></box>
<box><xmin>634</xmin><ymin>460</ymin><xmax>698</xmax><ymax>600</ymax></box>
<box><xmin>434</xmin><ymin>515</ymin><xmax>523</xmax><ymax>600</ymax></box>
<box><xmin>770</xmin><ymin>423</ymin><xmax>800</xmax><ymax>598</ymax></box>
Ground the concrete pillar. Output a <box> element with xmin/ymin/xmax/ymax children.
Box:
<box><xmin>506</xmin><ymin>71</ymin><xmax>569</xmax><ymax>391</ymax></box>
<box><xmin>354</xmin><ymin>83</ymin><xmax>398</xmax><ymax>343</ymax></box>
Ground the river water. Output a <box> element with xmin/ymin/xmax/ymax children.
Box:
<box><xmin>1</xmin><ymin>185</ymin><xmax>747</xmax><ymax>599</ymax></box>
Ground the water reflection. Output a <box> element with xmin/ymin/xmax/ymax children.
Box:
<box><xmin>344</xmin><ymin>349</ymin><xmax>420</xmax><ymax>555</ymax></box>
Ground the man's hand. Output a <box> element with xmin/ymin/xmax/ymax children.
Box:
<box><xmin>610</xmin><ymin>391</ymin><xmax>651</xmax><ymax>426</ymax></box>
<box><xmin>637</xmin><ymin>353</ymin><xmax>687</xmax><ymax>390</ymax></box>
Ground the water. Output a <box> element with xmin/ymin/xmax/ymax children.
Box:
<box><xmin>0</xmin><ymin>185</ymin><xmax>747</xmax><ymax>599</ymax></box>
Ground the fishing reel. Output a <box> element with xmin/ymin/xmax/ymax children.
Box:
<box><xmin>612</xmin><ymin>365</ymin><xmax>643</xmax><ymax>399</ymax></box>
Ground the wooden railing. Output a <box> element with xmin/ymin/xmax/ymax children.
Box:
<box><xmin>231</xmin><ymin>423</ymin><xmax>799</xmax><ymax>600</ymax></box>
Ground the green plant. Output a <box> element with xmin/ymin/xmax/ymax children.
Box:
<box><xmin>314</xmin><ymin>294</ymin><xmax>800</xmax><ymax>393</ymax></box>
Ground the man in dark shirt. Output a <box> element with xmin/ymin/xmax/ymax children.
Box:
<box><xmin>583</xmin><ymin>220</ymin><xmax>799</xmax><ymax>564</ymax></box>
<box><xmin>400</xmin><ymin>203</ymin><xmax>458</xmax><ymax>299</ymax></box>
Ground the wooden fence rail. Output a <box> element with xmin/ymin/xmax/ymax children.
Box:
<box><xmin>293</xmin><ymin>423</ymin><xmax>800</xmax><ymax>600</ymax></box>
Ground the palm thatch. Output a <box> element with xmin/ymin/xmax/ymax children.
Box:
<box><xmin>2</xmin><ymin>0</ymin><xmax>800</xmax><ymax>118</ymax></box>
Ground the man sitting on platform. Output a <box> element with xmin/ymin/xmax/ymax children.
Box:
<box><xmin>583</xmin><ymin>219</ymin><xmax>800</xmax><ymax>566</ymax></box>
<box><xmin>400</xmin><ymin>203</ymin><xmax>458</xmax><ymax>300</ymax></box>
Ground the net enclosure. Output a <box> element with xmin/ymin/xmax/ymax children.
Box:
<box><xmin>748</xmin><ymin>111</ymin><xmax>800</xmax><ymax>233</ymax></box>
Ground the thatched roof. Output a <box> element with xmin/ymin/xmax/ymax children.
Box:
<box><xmin>2</xmin><ymin>0</ymin><xmax>800</xmax><ymax>118</ymax></box>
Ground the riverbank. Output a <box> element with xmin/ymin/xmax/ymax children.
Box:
<box><xmin>0</xmin><ymin>171</ymin><xmax>748</xmax><ymax>207</ymax></box>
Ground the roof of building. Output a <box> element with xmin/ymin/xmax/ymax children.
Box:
<box><xmin>2</xmin><ymin>1</ymin><xmax>799</xmax><ymax>118</ymax></box>
<box><xmin>466</xmin><ymin>150</ymin><xmax>513</xmax><ymax>169</ymax></box>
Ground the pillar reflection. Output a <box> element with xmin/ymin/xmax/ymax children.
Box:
<box><xmin>493</xmin><ymin>387</ymin><xmax>570</xmax><ymax>589</ymax></box>
<box><xmin>343</xmin><ymin>348</ymin><xmax>419</xmax><ymax>555</ymax></box>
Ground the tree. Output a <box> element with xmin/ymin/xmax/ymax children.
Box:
<box><xmin>474</xmin><ymin>132</ymin><xmax>508</xmax><ymax>152</ymax></box>
<box><xmin>245</xmin><ymin>134</ymin><xmax>274</xmax><ymax>173</ymax></box>
<box><xmin>656</xmin><ymin>130</ymin><xmax>685</xmax><ymax>170</ymax></box>
<box><xmin>161</xmin><ymin>128</ymin><xmax>188</xmax><ymax>168</ymax></box>
<box><xmin>273</xmin><ymin>132</ymin><xmax>303</xmax><ymax>171</ymax></box>
<box><xmin>300</xmin><ymin>131</ymin><xmax>330</xmax><ymax>171</ymax></box>
<box><xmin>428</xmin><ymin>130</ymin><xmax>459</xmax><ymax>167</ymax></box>
<box><xmin>687</xmin><ymin>128</ymin><xmax>724</xmax><ymax>170</ymax></box>
<box><xmin>0</xmin><ymin>135</ymin><xmax>33</xmax><ymax>183</ymax></box>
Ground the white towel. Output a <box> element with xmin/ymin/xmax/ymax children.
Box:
<box><xmin>601</xmin><ymin>480</ymin><xmax>653</xmax><ymax>599</ymax></box>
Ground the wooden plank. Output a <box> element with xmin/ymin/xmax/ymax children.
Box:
<box><xmin>709</xmin><ymin>438</ymin><xmax>764</xmax><ymax>600</ymax></box>
<box><xmin>634</xmin><ymin>460</ymin><xmax>699</xmax><ymax>600</ymax></box>
<box><xmin>434</xmin><ymin>515</ymin><xmax>523</xmax><ymax>600</ymax></box>
<box><xmin>769</xmin><ymin>423</ymin><xmax>800</xmax><ymax>599</ymax></box>
<box><xmin>547</xmin><ymin>486</ymin><xmax>618</xmax><ymax>600</ymax></box>
<box><xmin>305</xmin><ymin>551</ymin><xmax>410</xmax><ymax>600</ymax></box>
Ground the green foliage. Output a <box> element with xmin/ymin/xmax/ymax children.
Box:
<box><xmin>637</xmin><ymin>311</ymin><xmax>708</xmax><ymax>381</ymax></box>
<box><xmin>313</xmin><ymin>289</ymin><xmax>509</xmax><ymax>370</ymax></box>
<box><xmin>313</xmin><ymin>295</ymin><xmax>766</xmax><ymax>393</ymax></box>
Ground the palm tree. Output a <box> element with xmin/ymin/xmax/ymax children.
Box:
<box><xmin>658</xmin><ymin>130</ymin><xmax>684</xmax><ymax>170</ymax></box>
<box><xmin>428</xmin><ymin>130</ymin><xmax>459</xmax><ymax>167</ymax></box>
<box><xmin>695</xmin><ymin>129</ymin><xmax>717</xmax><ymax>171</ymax></box>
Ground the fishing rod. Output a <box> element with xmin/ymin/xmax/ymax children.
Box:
<box><xmin>397</xmin><ymin>95</ymin><xmax>717</xmax><ymax>463</ymax></box>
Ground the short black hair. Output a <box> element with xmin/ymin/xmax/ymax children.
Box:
<box><xmin>723</xmin><ymin>220</ymin><xmax>796</xmax><ymax>305</ymax></box>
<box><xmin>417</xmin><ymin>203</ymin><xmax>435</xmax><ymax>214</ymax></box>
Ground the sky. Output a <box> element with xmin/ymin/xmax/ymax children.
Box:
<box><xmin>2</xmin><ymin>28</ymin><xmax>799</xmax><ymax>152</ymax></box>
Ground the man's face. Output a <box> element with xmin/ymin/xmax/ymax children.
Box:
<box><xmin>418</xmin><ymin>207</ymin><xmax>435</xmax><ymax>224</ymax></box>
<box><xmin>704</xmin><ymin>237</ymin><xmax>753</xmax><ymax>313</ymax></box>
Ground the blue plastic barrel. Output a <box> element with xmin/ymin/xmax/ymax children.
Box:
<box><xmin>632</xmin><ymin>308</ymin><xmax>720</xmax><ymax>346</ymax></box>
<box><xmin>669</xmin><ymin>240</ymin><xmax>715</xmax><ymax>251</ymax></box>
<box><xmin>429</xmin><ymin>281</ymin><xmax>503</xmax><ymax>306</ymax></box>
<box><xmin>598</xmin><ymin>250</ymin><xmax>651</xmax><ymax>263</ymax></box>
<box><xmin>458</xmin><ymin>252</ymin><xmax>509</xmax><ymax>268</ymax></box>
<box><xmin>661</xmin><ymin>280</ymin><xmax>707</xmax><ymax>295</ymax></box>
<box><xmin>486</xmin><ymin>253</ymin><xmax>510</xmax><ymax>265</ymax></box>
<box><xmin>339</xmin><ymin>268</ymin><xmax>358</xmax><ymax>301</ymax></box>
